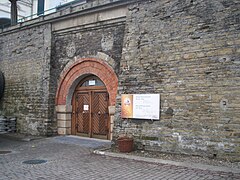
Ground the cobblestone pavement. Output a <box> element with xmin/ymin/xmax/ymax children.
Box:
<box><xmin>0</xmin><ymin>135</ymin><xmax>240</xmax><ymax>180</ymax></box>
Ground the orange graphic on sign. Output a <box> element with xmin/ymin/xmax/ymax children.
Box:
<box><xmin>121</xmin><ymin>95</ymin><xmax>133</xmax><ymax>118</ymax></box>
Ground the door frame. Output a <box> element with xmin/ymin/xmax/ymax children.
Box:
<box><xmin>71</xmin><ymin>76</ymin><xmax>110</xmax><ymax>139</ymax></box>
<box><xmin>55</xmin><ymin>58</ymin><xmax>118</xmax><ymax>140</ymax></box>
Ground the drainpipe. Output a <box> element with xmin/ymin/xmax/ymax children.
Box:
<box><xmin>9</xmin><ymin>0</ymin><xmax>18</xmax><ymax>25</ymax></box>
<box><xmin>31</xmin><ymin>0</ymin><xmax>34</xmax><ymax>18</ymax></box>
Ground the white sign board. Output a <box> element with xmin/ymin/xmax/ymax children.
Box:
<box><xmin>121</xmin><ymin>94</ymin><xmax>160</xmax><ymax>120</ymax></box>
<box><xmin>89</xmin><ymin>80</ymin><xmax>96</xmax><ymax>86</ymax></box>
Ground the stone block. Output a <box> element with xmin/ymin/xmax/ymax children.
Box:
<box><xmin>56</xmin><ymin>105</ymin><xmax>72</xmax><ymax>113</ymax></box>
<box><xmin>57</xmin><ymin>113</ymin><xmax>72</xmax><ymax>120</ymax></box>
<box><xmin>57</xmin><ymin>120</ymin><xmax>71</xmax><ymax>128</ymax></box>
<box><xmin>58</xmin><ymin>127</ymin><xmax>71</xmax><ymax>135</ymax></box>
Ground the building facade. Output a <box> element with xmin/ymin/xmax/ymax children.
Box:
<box><xmin>0</xmin><ymin>0</ymin><xmax>32</xmax><ymax>19</ymax></box>
<box><xmin>32</xmin><ymin>0</ymin><xmax>86</xmax><ymax>17</ymax></box>
<box><xmin>0</xmin><ymin>0</ymin><xmax>32</xmax><ymax>27</ymax></box>
<box><xmin>0</xmin><ymin>0</ymin><xmax>240</xmax><ymax>161</ymax></box>
<box><xmin>0</xmin><ymin>0</ymin><xmax>81</xmax><ymax>27</ymax></box>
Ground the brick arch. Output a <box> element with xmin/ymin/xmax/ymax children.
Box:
<box><xmin>56</xmin><ymin>58</ymin><xmax>118</xmax><ymax>106</ymax></box>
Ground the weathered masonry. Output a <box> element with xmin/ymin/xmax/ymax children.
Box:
<box><xmin>0</xmin><ymin>0</ymin><xmax>240</xmax><ymax>161</ymax></box>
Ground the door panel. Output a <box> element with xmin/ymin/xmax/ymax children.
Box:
<box><xmin>75</xmin><ymin>92</ymin><xmax>90</xmax><ymax>135</ymax></box>
<box><xmin>92</xmin><ymin>91</ymin><xmax>109</xmax><ymax>137</ymax></box>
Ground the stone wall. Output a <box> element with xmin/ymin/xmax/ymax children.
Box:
<box><xmin>50</xmin><ymin>22</ymin><xmax>126</xmax><ymax>104</ymax></box>
<box><xmin>0</xmin><ymin>24</ymin><xmax>52</xmax><ymax>135</ymax></box>
<box><xmin>0</xmin><ymin>0</ymin><xmax>239</xmax><ymax>161</ymax></box>
<box><xmin>51</xmin><ymin>23</ymin><xmax>125</xmax><ymax>78</ymax></box>
<box><xmin>115</xmin><ymin>0</ymin><xmax>240</xmax><ymax>161</ymax></box>
<box><xmin>0</xmin><ymin>0</ymin><xmax>127</xmax><ymax>136</ymax></box>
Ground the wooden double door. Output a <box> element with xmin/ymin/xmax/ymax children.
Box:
<box><xmin>72</xmin><ymin>76</ymin><xmax>109</xmax><ymax>139</ymax></box>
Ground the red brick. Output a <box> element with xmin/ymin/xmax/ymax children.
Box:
<box><xmin>56</xmin><ymin>58</ymin><xmax>118</xmax><ymax>106</ymax></box>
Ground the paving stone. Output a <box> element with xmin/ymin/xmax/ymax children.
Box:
<box><xmin>0</xmin><ymin>136</ymin><xmax>240</xmax><ymax>180</ymax></box>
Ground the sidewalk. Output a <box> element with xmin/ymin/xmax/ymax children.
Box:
<box><xmin>1</xmin><ymin>134</ymin><xmax>239</xmax><ymax>180</ymax></box>
<box><xmin>2</xmin><ymin>133</ymin><xmax>240</xmax><ymax>174</ymax></box>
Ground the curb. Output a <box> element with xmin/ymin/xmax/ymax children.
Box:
<box><xmin>93</xmin><ymin>150</ymin><xmax>240</xmax><ymax>174</ymax></box>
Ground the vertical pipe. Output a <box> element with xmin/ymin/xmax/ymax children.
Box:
<box><xmin>37</xmin><ymin>0</ymin><xmax>44</xmax><ymax>16</ymax></box>
<box><xmin>31</xmin><ymin>0</ymin><xmax>34</xmax><ymax>18</ymax></box>
<box><xmin>10</xmin><ymin>0</ymin><xmax>18</xmax><ymax>25</ymax></box>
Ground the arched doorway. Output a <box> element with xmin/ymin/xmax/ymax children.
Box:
<box><xmin>72</xmin><ymin>75</ymin><xmax>109</xmax><ymax>139</ymax></box>
<box><xmin>55</xmin><ymin>58</ymin><xmax>118</xmax><ymax>140</ymax></box>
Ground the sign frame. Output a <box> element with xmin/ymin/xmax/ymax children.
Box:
<box><xmin>121</xmin><ymin>94</ymin><xmax>160</xmax><ymax>120</ymax></box>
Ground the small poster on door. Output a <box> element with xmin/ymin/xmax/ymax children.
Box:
<box><xmin>83</xmin><ymin>105</ymin><xmax>89</xmax><ymax>111</ymax></box>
